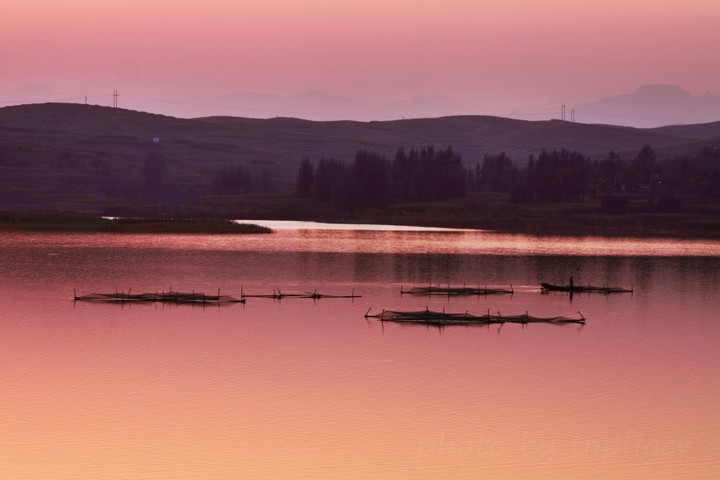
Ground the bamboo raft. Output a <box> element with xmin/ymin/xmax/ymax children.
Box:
<box><xmin>365</xmin><ymin>307</ymin><xmax>585</xmax><ymax>326</ymax></box>
<box><xmin>73</xmin><ymin>289</ymin><xmax>245</xmax><ymax>304</ymax></box>
<box><xmin>401</xmin><ymin>284</ymin><xmax>514</xmax><ymax>296</ymax></box>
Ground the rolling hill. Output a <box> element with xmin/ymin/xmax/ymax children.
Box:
<box><xmin>0</xmin><ymin>102</ymin><xmax>719</xmax><ymax>211</ymax></box>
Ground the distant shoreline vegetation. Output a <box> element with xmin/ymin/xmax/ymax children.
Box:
<box><xmin>0</xmin><ymin>102</ymin><xmax>718</xmax><ymax>239</ymax></box>
<box><xmin>295</xmin><ymin>145</ymin><xmax>720</xmax><ymax>211</ymax></box>
<box><xmin>276</xmin><ymin>144</ymin><xmax>720</xmax><ymax>239</ymax></box>
<box><xmin>0</xmin><ymin>212</ymin><xmax>272</xmax><ymax>234</ymax></box>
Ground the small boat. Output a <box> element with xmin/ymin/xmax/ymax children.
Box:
<box><xmin>540</xmin><ymin>283</ymin><xmax>633</xmax><ymax>294</ymax></box>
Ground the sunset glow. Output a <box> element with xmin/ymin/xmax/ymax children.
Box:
<box><xmin>2</xmin><ymin>0</ymin><xmax>719</xmax><ymax>117</ymax></box>
<box><xmin>2</xmin><ymin>230</ymin><xmax>720</xmax><ymax>479</ymax></box>
<box><xmin>3</xmin><ymin>0</ymin><xmax>720</xmax><ymax>477</ymax></box>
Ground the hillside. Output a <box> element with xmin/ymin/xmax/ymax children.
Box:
<box><xmin>0</xmin><ymin>102</ymin><xmax>719</xmax><ymax>211</ymax></box>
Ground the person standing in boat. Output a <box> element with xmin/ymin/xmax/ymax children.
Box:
<box><xmin>569</xmin><ymin>276</ymin><xmax>574</xmax><ymax>290</ymax></box>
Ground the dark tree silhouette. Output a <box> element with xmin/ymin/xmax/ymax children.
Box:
<box><xmin>391</xmin><ymin>147</ymin><xmax>420</xmax><ymax>201</ymax></box>
<box><xmin>409</xmin><ymin>146</ymin><xmax>466</xmax><ymax>202</ymax></box>
<box><xmin>296</xmin><ymin>156</ymin><xmax>315</xmax><ymax>198</ymax></box>
<box><xmin>313</xmin><ymin>157</ymin><xmax>347</xmax><ymax>203</ymax></box>
<box><xmin>515</xmin><ymin>149</ymin><xmax>587</xmax><ymax>202</ymax></box>
<box><xmin>296</xmin><ymin>146</ymin><xmax>466</xmax><ymax>209</ymax></box>
<box><xmin>627</xmin><ymin>144</ymin><xmax>658</xmax><ymax>192</ymax></box>
<box><xmin>352</xmin><ymin>150</ymin><xmax>392</xmax><ymax>208</ymax></box>
<box><xmin>479</xmin><ymin>152</ymin><xmax>518</xmax><ymax>192</ymax></box>
<box><xmin>591</xmin><ymin>151</ymin><xmax>626</xmax><ymax>194</ymax></box>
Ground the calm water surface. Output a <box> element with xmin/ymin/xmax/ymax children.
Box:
<box><xmin>1</xmin><ymin>223</ymin><xmax>719</xmax><ymax>479</ymax></box>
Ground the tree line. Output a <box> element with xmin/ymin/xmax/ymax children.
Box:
<box><xmin>296</xmin><ymin>145</ymin><xmax>720</xmax><ymax>212</ymax></box>
<box><xmin>472</xmin><ymin>146</ymin><xmax>720</xmax><ymax>212</ymax></box>
<box><xmin>296</xmin><ymin>146</ymin><xmax>467</xmax><ymax>209</ymax></box>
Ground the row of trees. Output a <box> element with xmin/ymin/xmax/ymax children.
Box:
<box><xmin>472</xmin><ymin>146</ymin><xmax>720</xmax><ymax>205</ymax></box>
<box><xmin>296</xmin><ymin>146</ymin><xmax>467</xmax><ymax>209</ymax></box>
<box><xmin>296</xmin><ymin>145</ymin><xmax>720</xmax><ymax>211</ymax></box>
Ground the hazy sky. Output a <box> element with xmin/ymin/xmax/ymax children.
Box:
<box><xmin>2</xmin><ymin>0</ymin><xmax>719</xmax><ymax>118</ymax></box>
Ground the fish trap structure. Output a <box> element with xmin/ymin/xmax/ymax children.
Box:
<box><xmin>365</xmin><ymin>307</ymin><xmax>585</xmax><ymax>327</ymax></box>
<box><xmin>401</xmin><ymin>284</ymin><xmax>514</xmax><ymax>296</ymax></box>
<box><xmin>73</xmin><ymin>289</ymin><xmax>245</xmax><ymax>305</ymax></box>
<box><xmin>73</xmin><ymin>287</ymin><xmax>362</xmax><ymax>305</ymax></box>
<box><xmin>240</xmin><ymin>288</ymin><xmax>361</xmax><ymax>300</ymax></box>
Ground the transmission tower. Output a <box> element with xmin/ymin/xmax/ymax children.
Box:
<box><xmin>561</xmin><ymin>104</ymin><xmax>566</xmax><ymax>121</ymax></box>
<box><xmin>113</xmin><ymin>89</ymin><xmax>118</xmax><ymax>108</ymax></box>
<box><xmin>571</xmin><ymin>108</ymin><xmax>576</xmax><ymax>122</ymax></box>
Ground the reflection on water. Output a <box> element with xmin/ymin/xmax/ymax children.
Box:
<box><xmin>3</xmin><ymin>222</ymin><xmax>720</xmax><ymax>257</ymax></box>
<box><xmin>238</xmin><ymin>219</ymin><xmax>467</xmax><ymax>231</ymax></box>
<box><xmin>1</xmin><ymin>228</ymin><xmax>719</xmax><ymax>479</ymax></box>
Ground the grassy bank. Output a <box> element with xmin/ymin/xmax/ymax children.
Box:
<box><xmin>3</xmin><ymin>192</ymin><xmax>720</xmax><ymax>239</ymax></box>
<box><xmin>188</xmin><ymin>192</ymin><xmax>720</xmax><ymax>239</ymax></box>
<box><xmin>0</xmin><ymin>212</ymin><xmax>272</xmax><ymax>234</ymax></box>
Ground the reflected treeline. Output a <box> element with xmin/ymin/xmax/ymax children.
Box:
<box><xmin>4</xmin><ymin>236</ymin><xmax>720</xmax><ymax>300</ymax></box>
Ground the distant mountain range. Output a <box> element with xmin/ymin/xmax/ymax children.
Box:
<box><xmin>4</xmin><ymin>83</ymin><xmax>718</xmax><ymax>127</ymax></box>
<box><xmin>575</xmin><ymin>85</ymin><xmax>720</xmax><ymax>128</ymax></box>
<box><xmin>1</xmin><ymin>102</ymin><xmax>719</xmax><ymax>211</ymax></box>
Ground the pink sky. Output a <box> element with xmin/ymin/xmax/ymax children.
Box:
<box><xmin>2</xmin><ymin>0</ymin><xmax>719</xmax><ymax>118</ymax></box>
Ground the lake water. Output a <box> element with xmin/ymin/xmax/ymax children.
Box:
<box><xmin>1</xmin><ymin>223</ymin><xmax>719</xmax><ymax>479</ymax></box>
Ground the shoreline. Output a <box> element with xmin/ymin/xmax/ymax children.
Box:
<box><xmin>179</xmin><ymin>191</ymin><xmax>720</xmax><ymax>240</ymax></box>
<box><xmin>0</xmin><ymin>213</ymin><xmax>272</xmax><ymax>234</ymax></box>
<box><xmin>2</xmin><ymin>188</ymin><xmax>720</xmax><ymax>240</ymax></box>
